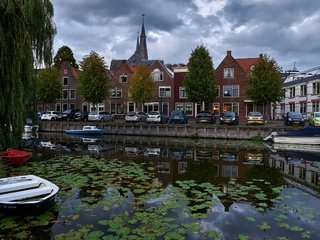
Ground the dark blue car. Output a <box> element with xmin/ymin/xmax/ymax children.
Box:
<box><xmin>168</xmin><ymin>110</ymin><xmax>188</xmax><ymax>124</ymax></box>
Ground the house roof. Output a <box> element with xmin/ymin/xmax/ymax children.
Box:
<box><xmin>235</xmin><ymin>58</ymin><xmax>260</xmax><ymax>74</ymax></box>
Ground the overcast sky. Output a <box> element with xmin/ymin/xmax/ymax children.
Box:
<box><xmin>52</xmin><ymin>0</ymin><xmax>320</xmax><ymax>72</ymax></box>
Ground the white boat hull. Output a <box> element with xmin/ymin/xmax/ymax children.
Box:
<box><xmin>0</xmin><ymin>175</ymin><xmax>59</xmax><ymax>212</ymax></box>
<box><xmin>273</xmin><ymin>136</ymin><xmax>320</xmax><ymax>145</ymax></box>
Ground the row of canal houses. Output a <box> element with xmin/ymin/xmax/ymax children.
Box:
<box><xmin>39</xmin><ymin>18</ymin><xmax>320</xmax><ymax>121</ymax></box>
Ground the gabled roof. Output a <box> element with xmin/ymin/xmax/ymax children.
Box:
<box><xmin>235</xmin><ymin>58</ymin><xmax>260</xmax><ymax>74</ymax></box>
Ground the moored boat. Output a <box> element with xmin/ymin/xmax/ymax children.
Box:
<box><xmin>0</xmin><ymin>148</ymin><xmax>32</xmax><ymax>166</ymax></box>
<box><xmin>264</xmin><ymin>126</ymin><xmax>320</xmax><ymax>145</ymax></box>
<box><xmin>65</xmin><ymin>125</ymin><xmax>104</xmax><ymax>135</ymax></box>
<box><xmin>0</xmin><ymin>175</ymin><xmax>59</xmax><ymax>213</ymax></box>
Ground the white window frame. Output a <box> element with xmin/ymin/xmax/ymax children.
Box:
<box><xmin>223</xmin><ymin>85</ymin><xmax>239</xmax><ymax>97</ymax></box>
<box><xmin>119</xmin><ymin>74</ymin><xmax>128</xmax><ymax>83</ymax></box>
<box><xmin>152</xmin><ymin>68</ymin><xmax>163</xmax><ymax>81</ymax></box>
<box><xmin>179</xmin><ymin>87</ymin><xmax>187</xmax><ymax>99</ymax></box>
<box><xmin>159</xmin><ymin>86</ymin><xmax>171</xmax><ymax>97</ymax></box>
<box><xmin>111</xmin><ymin>88</ymin><xmax>122</xmax><ymax>98</ymax></box>
<box><xmin>224</xmin><ymin>68</ymin><xmax>234</xmax><ymax>78</ymax></box>
<box><xmin>69</xmin><ymin>89</ymin><xmax>76</xmax><ymax>99</ymax></box>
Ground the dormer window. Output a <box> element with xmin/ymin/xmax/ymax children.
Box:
<box><xmin>119</xmin><ymin>74</ymin><xmax>127</xmax><ymax>83</ymax></box>
<box><xmin>224</xmin><ymin>68</ymin><xmax>234</xmax><ymax>78</ymax></box>
<box><xmin>152</xmin><ymin>68</ymin><xmax>163</xmax><ymax>81</ymax></box>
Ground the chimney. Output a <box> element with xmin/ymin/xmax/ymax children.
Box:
<box><xmin>259</xmin><ymin>53</ymin><xmax>263</xmax><ymax>58</ymax></box>
<box><xmin>227</xmin><ymin>50</ymin><xmax>232</xmax><ymax>56</ymax></box>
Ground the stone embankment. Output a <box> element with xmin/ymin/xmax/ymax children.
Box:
<box><xmin>38</xmin><ymin>121</ymin><xmax>290</xmax><ymax>140</ymax></box>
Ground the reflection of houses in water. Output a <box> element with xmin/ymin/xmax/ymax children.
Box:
<box><xmin>269</xmin><ymin>152</ymin><xmax>320</xmax><ymax>193</ymax></box>
<box><xmin>125</xmin><ymin>147</ymin><xmax>145</xmax><ymax>157</ymax></box>
<box><xmin>244</xmin><ymin>152</ymin><xmax>264</xmax><ymax>165</ymax></box>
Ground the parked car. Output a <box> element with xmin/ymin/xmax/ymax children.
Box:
<box><xmin>246</xmin><ymin>112</ymin><xmax>264</xmax><ymax>125</ymax></box>
<box><xmin>61</xmin><ymin>108</ymin><xmax>80</xmax><ymax>121</ymax></box>
<box><xmin>88</xmin><ymin>111</ymin><xmax>114</xmax><ymax>122</ymax></box>
<box><xmin>309</xmin><ymin>112</ymin><xmax>320</xmax><ymax>126</ymax></box>
<box><xmin>40</xmin><ymin>111</ymin><xmax>63</xmax><ymax>121</ymax></box>
<box><xmin>168</xmin><ymin>110</ymin><xmax>188</xmax><ymax>124</ymax></box>
<box><xmin>146</xmin><ymin>111</ymin><xmax>168</xmax><ymax>124</ymax></box>
<box><xmin>125</xmin><ymin>111</ymin><xmax>147</xmax><ymax>123</ymax></box>
<box><xmin>220</xmin><ymin>111</ymin><xmax>239</xmax><ymax>125</ymax></box>
<box><xmin>195</xmin><ymin>111</ymin><xmax>216</xmax><ymax>124</ymax></box>
<box><xmin>74</xmin><ymin>111</ymin><xmax>89</xmax><ymax>122</ymax></box>
<box><xmin>284</xmin><ymin>112</ymin><xmax>305</xmax><ymax>126</ymax></box>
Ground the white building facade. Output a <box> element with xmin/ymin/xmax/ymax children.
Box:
<box><xmin>275</xmin><ymin>67</ymin><xmax>320</xmax><ymax>119</ymax></box>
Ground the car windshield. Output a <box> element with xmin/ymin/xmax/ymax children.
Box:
<box><xmin>314</xmin><ymin>113</ymin><xmax>320</xmax><ymax>117</ymax></box>
<box><xmin>223</xmin><ymin>112</ymin><xmax>235</xmax><ymax>117</ymax></box>
<box><xmin>148</xmin><ymin>112</ymin><xmax>159</xmax><ymax>115</ymax></box>
<box><xmin>289</xmin><ymin>112</ymin><xmax>302</xmax><ymax>118</ymax></box>
<box><xmin>63</xmin><ymin>110</ymin><xmax>71</xmax><ymax>114</ymax></box>
<box><xmin>171</xmin><ymin>111</ymin><xmax>182</xmax><ymax>116</ymax></box>
<box><xmin>89</xmin><ymin>112</ymin><xmax>97</xmax><ymax>115</ymax></box>
<box><xmin>127</xmin><ymin>112</ymin><xmax>136</xmax><ymax>116</ymax></box>
<box><xmin>249</xmin><ymin>112</ymin><xmax>262</xmax><ymax>117</ymax></box>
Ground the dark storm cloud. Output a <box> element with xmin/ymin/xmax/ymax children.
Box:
<box><xmin>52</xmin><ymin>0</ymin><xmax>320</xmax><ymax>71</ymax></box>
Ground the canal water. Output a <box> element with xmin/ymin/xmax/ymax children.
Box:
<box><xmin>0</xmin><ymin>132</ymin><xmax>320</xmax><ymax>239</ymax></box>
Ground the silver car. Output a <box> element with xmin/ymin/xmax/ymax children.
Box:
<box><xmin>88</xmin><ymin>111</ymin><xmax>114</xmax><ymax>122</ymax></box>
<box><xmin>146</xmin><ymin>111</ymin><xmax>167</xmax><ymax>123</ymax></box>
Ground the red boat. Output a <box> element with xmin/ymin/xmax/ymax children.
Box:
<box><xmin>0</xmin><ymin>148</ymin><xmax>32</xmax><ymax>166</ymax></box>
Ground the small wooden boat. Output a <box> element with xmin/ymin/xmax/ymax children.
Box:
<box><xmin>0</xmin><ymin>148</ymin><xmax>32</xmax><ymax>166</ymax></box>
<box><xmin>264</xmin><ymin>126</ymin><xmax>320</xmax><ymax>145</ymax></box>
<box><xmin>65</xmin><ymin>125</ymin><xmax>104</xmax><ymax>135</ymax></box>
<box><xmin>0</xmin><ymin>175</ymin><xmax>59</xmax><ymax>212</ymax></box>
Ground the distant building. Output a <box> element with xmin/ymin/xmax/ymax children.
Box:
<box><xmin>274</xmin><ymin>66</ymin><xmax>320</xmax><ymax>119</ymax></box>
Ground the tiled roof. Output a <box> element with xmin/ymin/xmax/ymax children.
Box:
<box><xmin>71</xmin><ymin>67</ymin><xmax>78</xmax><ymax>78</ymax></box>
<box><xmin>236</xmin><ymin>58</ymin><xmax>260</xmax><ymax>74</ymax></box>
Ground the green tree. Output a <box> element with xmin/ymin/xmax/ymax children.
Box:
<box><xmin>184</xmin><ymin>45</ymin><xmax>216</xmax><ymax>110</ymax></box>
<box><xmin>129</xmin><ymin>64</ymin><xmax>156</xmax><ymax>111</ymax></box>
<box><xmin>246</xmin><ymin>54</ymin><xmax>284</xmax><ymax>121</ymax></box>
<box><xmin>78</xmin><ymin>51</ymin><xmax>110</xmax><ymax>110</ymax></box>
<box><xmin>53</xmin><ymin>45</ymin><xmax>78</xmax><ymax>69</ymax></box>
<box><xmin>0</xmin><ymin>0</ymin><xmax>56</xmax><ymax>148</ymax></box>
<box><xmin>36</xmin><ymin>68</ymin><xmax>61</xmax><ymax>107</ymax></box>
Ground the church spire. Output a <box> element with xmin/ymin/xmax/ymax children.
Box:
<box><xmin>135</xmin><ymin>31</ymin><xmax>139</xmax><ymax>54</ymax></box>
<box><xmin>139</xmin><ymin>14</ymin><xmax>148</xmax><ymax>61</ymax></box>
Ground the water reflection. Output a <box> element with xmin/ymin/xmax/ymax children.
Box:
<box><xmin>0</xmin><ymin>132</ymin><xmax>318</xmax><ymax>239</ymax></box>
<box><xmin>29</xmin><ymin>132</ymin><xmax>320</xmax><ymax>195</ymax></box>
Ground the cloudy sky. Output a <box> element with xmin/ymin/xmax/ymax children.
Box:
<box><xmin>52</xmin><ymin>0</ymin><xmax>320</xmax><ymax>72</ymax></box>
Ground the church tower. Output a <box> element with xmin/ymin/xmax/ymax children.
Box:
<box><xmin>138</xmin><ymin>14</ymin><xmax>148</xmax><ymax>61</ymax></box>
<box><xmin>128</xmin><ymin>15</ymin><xmax>148</xmax><ymax>65</ymax></box>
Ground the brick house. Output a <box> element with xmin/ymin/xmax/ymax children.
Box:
<box><xmin>214</xmin><ymin>51</ymin><xmax>261</xmax><ymax>120</ymax></box>
<box><xmin>37</xmin><ymin>61</ymin><xmax>83</xmax><ymax>112</ymax></box>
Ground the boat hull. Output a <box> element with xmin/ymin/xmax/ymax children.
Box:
<box><xmin>273</xmin><ymin>136</ymin><xmax>320</xmax><ymax>145</ymax></box>
<box><xmin>0</xmin><ymin>148</ymin><xmax>32</xmax><ymax>166</ymax></box>
<box><xmin>0</xmin><ymin>175</ymin><xmax>59</xmax><ymax>213</ymax></box>
<box><xmin>65</xmin><ymin>129</ymin><xmax>104</xmax><ymax>135</ymax></box>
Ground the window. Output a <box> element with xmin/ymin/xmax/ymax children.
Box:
<box><xmin>175</xmin><ymin>102</ymin><xmax>193</xmax><ymax>116</ymax></box>
<box><xmin>110</xmin><ymin>103</ymin><xmax>124</xmax><ymax>114</ymax></box>
<box><xmin>216</xmin><ymin>86</ymin><xmax>220</xmax><ymax>97</ymax></box>
<box><xmin>63</xmin><ymin>69</ymin><xmax>68</xmax><ymax>74</ymax></box>
<box><xmin>299</xmin><ymin>167</ymin><xmax>306</xmax><ymax>180</ymax></box>
<box><xmin>222</xmin><ymin>165</ymin><xmax>238</xmax><ymax>178</ymax></box>
<box><xmin>300</xmin><ymin>85</ymin><xmax>306</xmax><ymax>96</ymax></box>
<box><xmin>62</xmin><ymin>89</ymin><xmax>68</xmax><ymax>100</ymax></box>
<box><xmin>159</xmin><ymin>86</ymin><xmax>171</xmax><ymax>97</ymax></box>
<box><xmin>70</xmin><ymin>103</ymin><xmax>75</xmax><ymax>109</ymax></box>
<box><xmin>300</xmin><ymin>102</ymin><xmax>306</xmax><ymax>114</ymax></box>
<box><xmin>152</xmin><ymin>69</ymin><xmax>163</xmax><ymax>81</ymax></box>
<box><xmin>119</xmin><ymin>74</ymin><xmax>127</xmax><ymax>83</ymax></box>
<box><xmin>289</xmin><ymin>103</ymin><xmax>295</xmax><ymax>112</ymax></box>
<box><xmin>179</xmin><ymin>87</ymin><xmax>187</xmax><ymax>99</ymax></box>
<box><xmin>313</xmin><ymin>82</ymin><xmax>320</xmax><ymax>95</ymax></box>
<box><xmin>63</xmin><ymin>77</ymin><xmax>68</xmax><ymax>86</ymax></box>
<box><xmin>111</xmin><ymin>88</ymin><xmax>122</xmax><ymax>98</ymax></box>
<box><xmin>312</xmin><ymin>101</ymin><xmax>319</xmax><ymax>112</ymax></box>
<box><xmin>289</xmin><ymin>87</ymin><xmax>295</xmax><ymax>98</ymax></box>
<box><xmin>62</xmin><ymin>103</ymin><xmax>68</xmax><ymax>111</ymax></box>
<box><xmin>224</xmin><ymin>68</ymin><xmax>234</xmax><ymax>78</ymax></box>
<box><xmin>223</xmin><ymin>85</ymin><xmax>239</xmax><ymax>97</ymax></box>
<box><xmin>223</xmin><ymin>103</ymin><xmax>239</xmax><ymax>113</ymax></box>
<box><xmin>70</xmin><ymin>89</ymin><xmax>75</xmax><ymax>99</ymax></box>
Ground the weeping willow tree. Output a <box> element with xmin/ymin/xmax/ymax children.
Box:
<box><xmin>0</xmin><ymin>0</ymin><xmax>56</xmax><ymax>149</ymax></box>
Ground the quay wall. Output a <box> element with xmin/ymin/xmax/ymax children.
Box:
<box><xmin>38</xmin><ymin>122</ymin><xmax>290</xmax><ymax>140</ymax></box>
